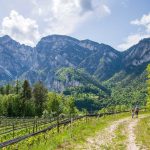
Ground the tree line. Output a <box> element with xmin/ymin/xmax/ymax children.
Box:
<box><xmin>1</xmin><ymin>63</ymin><xmax>150</xmax><ymax>118</ymax></box>
<box><xmin>0</xmin><ymin>80</ymin><xmax>77</xmax><ymax>118</ymax></box>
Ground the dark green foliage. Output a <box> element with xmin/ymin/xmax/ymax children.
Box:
<box><xmin>15</xmin><ymin>80</ymin><xmax>21</xmax><ymax>94</ymax></box>
<box><xmin>0</xmin><ymin>80</ymin><xmax>36</xmax><ymax>117</ymax></box>
<box><xmin>61</xmin><ymin>66</ymin><xmax>147</xmax><ymax>112</ymax></box>
<box><xmin>63</xmin><ymin>85</ymin><xmax>109</xmax><ymax>112</ymax></box>
<box><xmin>21</xmin><ymin>80</ymin><xmax>32</xmax><ymax>99</ymax></box>
<box><xmin>0</xmin><ymin>65</ymin><xmax>148</xmax><ymax>117</ymax></box>
<box><xmin>5</xmin><ymin>84</ymin><xmax>10</xmax><ymax>95</ymax></box>
<box><xmin>66</xmin><ymin>96</ymin><xmax>76</xmax><ymax>117</ymax></box>
<box><xmin>49</xmin><ymin>93</ymin><xmax>63</xmax><ymax>116</ymax></box>
<box><xmin>104</xmin><ymin>70</ymin><xmax>147</xmax><ymax>108</ymax></box>
<box><xmin>33</xmin><ymin>81</ymin><xmax>48</xmax><ymax>116</ymax></box>
<box><xmin>56</xmin><ymin>67</ymin><xmax>110</xmax><ymax>112</ymax></box>
<box><xmin>0</xmin><ymin>94</ymin><xmax>22</xmax><ymax>117</ymax></box>
<box><xmin>63</xmin><ymin>86</ymin><xmax>100</xmax><ymax>95</ymax></box>
<box><xmin>56</xmin><ymin>67</ymin><xmax>110</xmax><ymax>94</ymax></box>
<box><xmin>146</xmin><ymin>64</ymin><xmax>150</xmax><ymax>110</ymax></box>
<box><xmin>75</xmin><ymin>97</ymin><xmax>100</xmax><ymax>112</ymax></box>
<box><xmin>0</xmin><ymin>86</ymin><xmax>4</xmax><ymax>95</ymax></box>
<box><xmin>20</xmin><ymin>80</ymin><xmax>32</xmax><ymax>116</ymax></box>
<box><xmin>0</xmin><ymin>80</ymin><xmax>79</xmax><ymax>118</ymax></box>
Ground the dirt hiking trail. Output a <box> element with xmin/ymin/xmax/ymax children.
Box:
<box><xmin>75</xmin><ymin>114</ymin><xmax>149</xmax><ymax>150</ymax></box>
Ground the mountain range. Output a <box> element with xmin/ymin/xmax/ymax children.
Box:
<box><xmin>0</xmin><ymin>34</ymin><xmax>150</xmax><ymax>92</ymax></box>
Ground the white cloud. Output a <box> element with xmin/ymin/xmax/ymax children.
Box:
<box><xmin>32</xmin><ymin>0</ymin><xmax>111</xmax><ymax>36</ymax></box>
<box><xmin>0</xmin><ymin>10</ymin><xmax>40</xmax><ymax>46</ymax></box>
<box><xmin>0</xmin><ymin>1</ymin><xmax>111</xmax><ymax>46</ymax></box>
<box><xmin>44</xmin><ymin>0</ymin><xmax>88</xmax><ymax>35</ymax></box>
<box><xmin>131</xmin><ymin>13</ymin><xmax>150</xmax><ymax>33</ymax></box>
<box><xmin>118</xmin><ymin>34</ymin><xmax>149</xmax><ymax>50</ymax></box>
<box><xmin>118</xmin><ymin>13</ymin><xmax>150</xmax><ymax>50</ymax></box>
<box><xmin>102</xmin><ymin>5</ymin><xmax>111</xmax><ymax>15</ymax></box>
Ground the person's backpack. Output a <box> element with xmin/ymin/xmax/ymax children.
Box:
<box><xmin>135</xmin><ymin>106</ymin><xmax>139</xmax><ymax>112</ymax></box>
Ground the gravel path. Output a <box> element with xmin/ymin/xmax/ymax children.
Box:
<box><xmin>127</xmin><ymin>119</ymin><xmax>139</xmax><ymax>150</ymax></box>
<box><xmin>75</xmin><ymin>114</ymin><xmax>149</xmax><ymax>150</ymax></box>
<box><xmin>76</xmin><ymin>118</ymin><xmax>129</xmax><ymax>150</ymax></box>
<box><xmin>126</xmin><ymin>115</ymin><xmax>148</xmax><ymax>150</ymax></box>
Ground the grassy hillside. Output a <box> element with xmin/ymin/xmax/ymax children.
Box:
<box><xmin>56</xmin><ymin>67</ymin><xmax>109</xmax><ymax>93</ymax></box>
<box><xmin>55</xmin><ymin>67</ymin><xmax>111</xmax><ymax>111</ymax></box>
<box><xmin>103</xmin><ymin>70</ymin><xmax>147</xmax><ymax>107</ymax></box>
<box><xmin>56</xmin><ymin>67</ymin><xmax>147</xmax><ymax>111</ymax></box>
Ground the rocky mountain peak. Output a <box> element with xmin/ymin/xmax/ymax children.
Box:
<box><xmin>39</xmin><ymin>34</ymin><xmax>80</xmax><ymax>45</ymax></box>
<box><xmin>0</xmin><ymin>34</ymin><xmax>150</xmax><ymax>89</ymax></box>
<box><xmin>0</xmin><ymin>35</ymin><xmax>12</xmax><ymax>41</ymax></box>
<box><xmin>139</xmin><ymin>37</ymin><xmax>150</xmax><ymax>44</ymax></box>
<box><xmin>79</xmin><ymin>39</ymin><xmax>101</xmax><ymax>51</ymax></box>
<box><xmin>124</xmin><ymin>37</ymin><xmax>150</xmax><ymax>67</ymax></box>
<box><xmin>0</xmin><ymin>35</ymin><xmax>21</xmax><ymax>50</ymax></box>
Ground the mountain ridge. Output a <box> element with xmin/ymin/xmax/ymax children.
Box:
<box><xmin>0</xmin><ymin>34</ymin><xmax>150</xmax><ymax>91</ymax></box>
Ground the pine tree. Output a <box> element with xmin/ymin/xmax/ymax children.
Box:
<box><xmin>0</xmin><ymin>86</ymin><xmax>4</xmax><ymax>95</ymax></box>
<box><xmin>22</xmin><ymin>80</ymin><xmax>32</xmax><ymax>99</ymax></box>
<box><xmin>33</xmin><ymin>81</ymin><xmax>48</xmax><ymax>116</ymax></box>
<box><xmin>15</xmin><ymin>80</ymin><xmax>20</xmax><ymax>94</ymax></box>
<box><xmin>5</xmin><ymin>84</ymin><xmax>10</xmax><ymax>95</ymax></box>
<box><xmin>21</xmin><ymin>80</ymin><xmax>32</xmax><ymax>116</ymax></box>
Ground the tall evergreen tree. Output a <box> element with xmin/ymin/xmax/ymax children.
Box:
<box><xmin>5</xmin><ymin>84</ymin><xmax>10</xmax><ymax>95</ymax></box>
<box><xmin>33</xmin><ymin>81</ymin><xmax>48</xmax><ymax>116</ymax></box>
<box><xmin>22</xmin><ymin>80</ymin><xmax>32</xmax><ymax>99</ymax></box>
<box><xmin>15</xmin><ymin>80</ymin><xmax>20</xmax><ymax>94</ymax></box>
<box><xmin>0</xmin><ymin>86</ymin><xmax>4</xmax><ymax>95</ymax></box>
<box><xmin>21</xmin><ymin>80</ymin><xmax>32</xmax><ymax>116</ymax></box>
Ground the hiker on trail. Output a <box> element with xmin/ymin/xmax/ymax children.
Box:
<box><xmin>131</xmin><ymin>108</ymin><xmax>134</xmax><ymax>118</ymax></box>
<box><xmin>134</xmin><ymin>105</ymin><xmax>139</xmax><ymax>118</ymax></box>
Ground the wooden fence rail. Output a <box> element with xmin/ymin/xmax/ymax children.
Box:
<box><xmin>0</xmin><ymin>111</ymin><xmax>130</xmax><ymax>148</ymax></box>
<box><xmin>0</xmin><ymin>115</ymin><xmax>86</xmax><ymax>148</ymax></box>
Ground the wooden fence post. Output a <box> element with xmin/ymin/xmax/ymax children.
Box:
<box><xmin>57</xmin><ymin>115</ymin><xmax>59</xmax><ymax>133</ymax></box>
<box><xmin>33</xmin><ymin>121</ymin><xmax>35</xmax><ymax>133</ymax></box>
<box><xmin>12</xmin><ymin>123</ymin><xmax>15</xmax><ymax>139</ymax></box>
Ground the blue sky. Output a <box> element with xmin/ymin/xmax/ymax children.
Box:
<box><xmin>0</xmin><ymin>0</ymin><xmax>150</xmax><ymax>50</ymax></box>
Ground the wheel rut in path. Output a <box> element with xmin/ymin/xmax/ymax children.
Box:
<box><xmin>76</xmin><ymin>115</ymin><xmax>149</xmax><ymax>150</ymax></box>
<box><xmin>76</xmin><ymin>117</ymin><xmax>129</xmax><ymax>150</ymax></box>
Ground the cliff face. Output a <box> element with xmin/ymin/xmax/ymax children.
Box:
<box><xmin>0</xmin><ymin>34</ymin><xmax>150</xmax><ymax>90</ymax></box>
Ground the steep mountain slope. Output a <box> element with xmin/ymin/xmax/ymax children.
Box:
<box><xmin>123</xmin><ymin>38</ymin><xmax>150</xmax><ymax>74</ymax></box>
<box><xmin>79</xmin><ymin>42</ymin><xmax>122</xmax><ymax>81</ymax></box>
<box><xmin>0</xmin><ymin>34</ymin><xmax>150</xmax><ymax>94</ymax></box>
<box><xmin>124</xmin><ymin>38</ymin><xmax>150</xmax><ymax>66</ymax></box>
<box><xmin>102</xmin><ymin>39</ymin><xmax>150</xmax><ymax>106</ymax></box>
<box><xmin>0</xmin><ymin>35</ymin><xmax>35</xmax><ymax>84</ymax></box>
<box><xmin>21</xmin><ymin>35</ymin><xmax>93</xmax><ymax>89</ymax></box>
<box><xmin>53</xmin><ymin>67</ymin><xmax>110</xmax><ymax>93</ymax></box>
<box><xmin>36</xmin><ymin>35</ymin><xmax>91</xmax><ymax>67</ymax></box>
<box><xmin>21</xmin><ymin>35</ymin><xmax>122</xmax><ymax>89</ymax></box>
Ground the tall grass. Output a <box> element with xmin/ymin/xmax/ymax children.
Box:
<box><xmin>135</xmin><ymin>115</ymin><xmax>150</xmax><ymax>149</ymax></box>
<box><xmin>5</xmin><ymin>113</ymin><xmax>129</xmax><ymax>150</ymax></box>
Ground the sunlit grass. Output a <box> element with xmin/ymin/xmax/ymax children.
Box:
<box><xmin>6</xmin><ymin>113</ymin><xmax>130</xmax><ymax>150</ymax></box>
<box><xmin>100</xmin><ymin>121</ymin><xmax>127</xmax><ymax>150</ymax></box>
<box><xmin>135</xmin><ymin>114</ymin><xmax>150</xmax><ymax>149</ymax></box>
